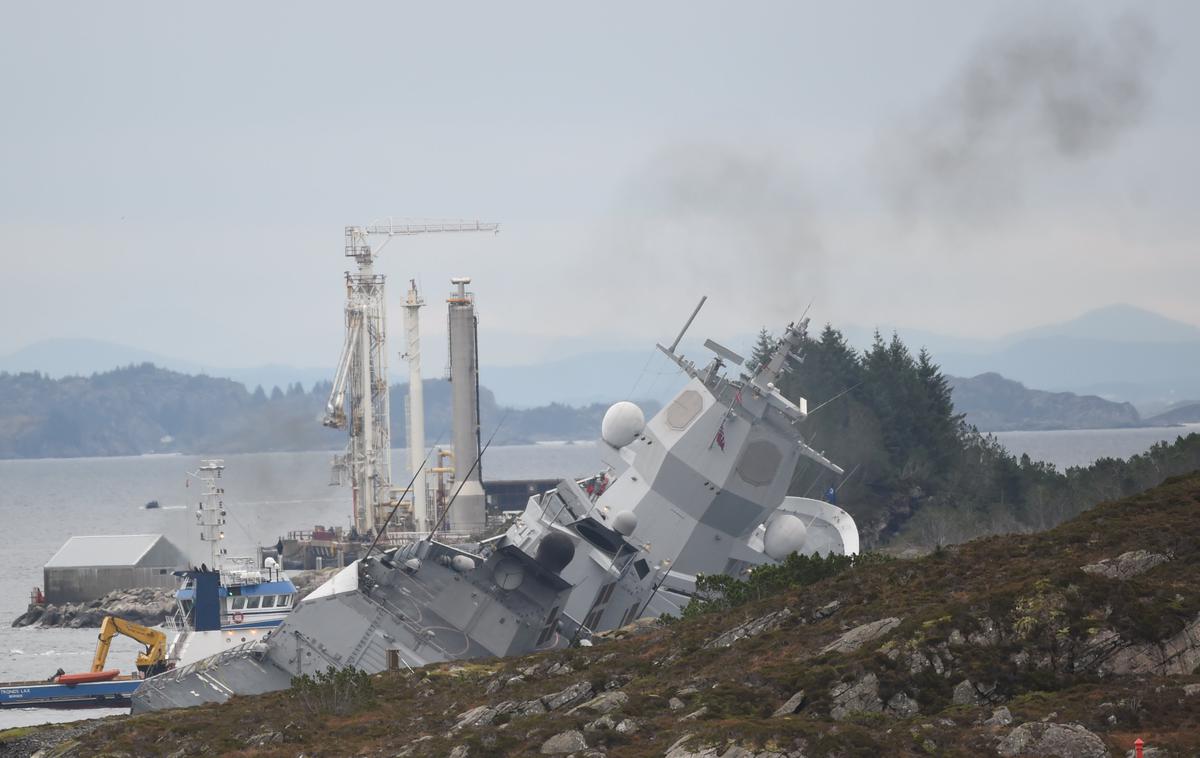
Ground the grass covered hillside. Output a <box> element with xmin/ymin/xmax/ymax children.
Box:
<box><xmin>10</xmin><ymin>472</ymin><xmax>1200</xmax><ymax>757</ymax></box>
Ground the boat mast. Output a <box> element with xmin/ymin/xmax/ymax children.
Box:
<box><xmin>194</xmin><ymin>460</ymin><xmax>226</xmax><ymax>570</ymax></box>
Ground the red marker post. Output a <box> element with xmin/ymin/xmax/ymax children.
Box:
<box><xmin>1134</xmin><ymin>737</ymin><xmax>1144</xmax><ymax>758</ymax></box>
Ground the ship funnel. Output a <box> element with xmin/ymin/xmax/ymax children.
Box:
<box><xmin>447</xmin><ymin>277</ymin><xmax>485</xmax><ymax>533</ymax></box>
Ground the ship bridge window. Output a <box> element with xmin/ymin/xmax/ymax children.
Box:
<box><xmin>280</xmin><ymin>594</ymin><xmax>293</xmax><ymax>607</ymax></box>
<box><xmin>536</xmin><ymin>606</ymin><xmax>561</xmax><ymax>647</ymax></box>
<box><xmin>633</xmin><ymin>559</ymin><xmax>650</xmax><ymax>580</ymax></box>
<box><xmin>544</xmin><ymin>491</ymin><xmax>581</xmax><ymax>522</ymax></box>
<box><xmin>261</xmin><ymin>595</ymin><xmax>277</xmax><ymax>609</ymax></box>
<box><xmin>231</xmin><ymin>596</ymin><xmax>246</xmax><ymax>610</ymax></box>
<box><xmin>583</xmin><ymin>581</ymin><xmax>618</xmax><ymax>631</ymax></box>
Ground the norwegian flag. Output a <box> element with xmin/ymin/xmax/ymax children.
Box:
<box><xmin>715</xmin><ymin>420</ymin><xmax>726</xmax><ymax>451</ymax></box>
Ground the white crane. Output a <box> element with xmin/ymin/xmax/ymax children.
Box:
<box><xmin>324</xmin><ymin>220</ymin><xmax>499</xmax><ymax>537</ymax></box>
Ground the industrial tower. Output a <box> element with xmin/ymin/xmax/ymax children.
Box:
<box><xmin>401</xmin><ymin>279</ymin><xmax>428</xmax><ymax>533</ymax></box>
<box><xmin>323</xmin><ymin>221</ymin><xmax>499</xmax><ymax>537</ymax></box>
<box><xmin>447</xmin><ymin>277</ymin><xmax>486</xmax><ymax>533</ymax></box>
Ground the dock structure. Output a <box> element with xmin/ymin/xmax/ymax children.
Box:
<box><xmin>43</xmin><ymin>534</ymin><xmax>186</xmax><ymax>604</ymax></box>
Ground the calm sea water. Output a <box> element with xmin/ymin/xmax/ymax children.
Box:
<box><xmin>0</xmin><ymin>443</ymin><xmax>602</xmax><ymax>728</ymax></box>
<box><xmin>992</xmin><ymin>424</ymin><xmax>1200</xmax><ymax>469</ymax></box>
<box><xmin>1</xmin><ymin>427</ymin><xmax>1195</xmax><ymax>728</ymax></box>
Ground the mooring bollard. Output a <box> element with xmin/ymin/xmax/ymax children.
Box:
<box><xmin>1134</xmin><ymin>737</ymin><xmax>1144</xmax><ymax>758</ymax></box>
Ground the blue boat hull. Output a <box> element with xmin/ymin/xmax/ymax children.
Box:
<box><xmin>0</xmin><ymin>678</ymin><xmax>140</xmax><ymax>709</ymax></box>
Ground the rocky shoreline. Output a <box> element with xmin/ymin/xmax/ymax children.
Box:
<box><xmin>10</xmin><ymin>568</ymin><xmax>337</xmax><ymax>629</ymax></box>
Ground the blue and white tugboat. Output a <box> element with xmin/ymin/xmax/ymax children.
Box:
<box><xmin>164</xmin><ymin>460</ymin><xmax>297</xmax><ymax>667</ymax></box>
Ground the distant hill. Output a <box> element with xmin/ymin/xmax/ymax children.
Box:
<box><xmin>937</xmin><ymin>337</ymin><xmax>1200</xmax><ymax>407</ymax></box>
<box><xmin>7</xmin><ymin>303</ymin><xmax>1200</xmax><ymax>411</ymax></box>
<box><xmin>0</xmin><ymin>364</ymin><xmax>659</xmax><ymax>460</ymax></box>
<box><xmin>0</xmin><ymin>338</ymin><xmax>203</xmax><ymax>378</ymax></box>
<box><xmin>1005</xmin><ymin>302</ymin><xmax>1200</xmax><ymax>343</ymax></box>
<box><xmin>871</xmin><ymin>306</ymin><xmax>1200</xmax><ymax>410</ymax></box>
<box><xmin>0</xmin><ymin>338</ymin><xmax>335</xmax><ymax>399</ymax></box>
<box><xmin>1145</xmin><ymin>401</ymin><xmax>1200</xmax><ymax>426</ymax></box>
<box><xmin>948</xmin><ymin>372</ymin><xmax>1142</xmax><ymax>431</ymax></box>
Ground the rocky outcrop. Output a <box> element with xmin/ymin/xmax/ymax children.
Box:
<box><xmin>828</xmin><ymin>672</ymin><xmax>883</xmax><ymax>721</ymax></box>
<box><xmin>12</xmin><ymin>587</ymin><xmax>175</xmax><ymax>628</ymax></box>
<box><xmin>704</xmin><ymin>608</ymin><xmax>792</xmax><ymax>649</ymax></box>
<box><xmin>951</xmin><ymin>679</ymin><xmax>998</xmax><ymax>706</ymax></box>
<box><xmin>452</xmin><ymin>680</ymin><xmax>599</xmax><ymax>732</ymax></box>
<box><xmin>1081</xmin><ymin>550</ymin><xmax>1170</xmax><ymax>580</ymax></box>
<box><xmin>1079</xmin><ymin>614</ymin><xmax>1200</xmax><ymax>676</ymax></box>
<box><xmin>540</xmin><ymin>730</ymin><xmax>587</xmax><ymax>754</ymax></box>
<box><xmin>567</xmin><ymin>690</ymin><xmax>628</xmax><ymax>715</ymax></box>
<box><xmin>11</xmin><ymin>568</ymin><xmax>335</xmax><ymax>629</ymax></box>
<box><xmin>664</xmin><ymin>734</ymin><xmax>807</xmax><ymax>758</ymax></box>
<box><xmin>820</xmin><ymin>617</ymin><xmax>901</xmax><ymax>655</ymax></box>
<box><xmin>996</xmin><ymin>722</ymin><xmax>1108</xmax><ymax>758</ymax></box>
<box><xmin>885</xmin><ymin>691</ymin><xmax>919</xmax><ymax>718</ymax></box>
<box><xmin>772</xmin><ymin>690</ymin><xmax>805</xmax><ymax>717</ymax></box>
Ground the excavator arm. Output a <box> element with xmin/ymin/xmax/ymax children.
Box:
<box><xmin>93</xmin><ymin>616</ymin><xmax>169</xmax><ymax>677</ymax></box>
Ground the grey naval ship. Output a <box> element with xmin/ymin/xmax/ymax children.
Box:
<box><xmin>132</xmin><ymin>311</ymin><xmax>858</xmax><ymax>713</ymax></box>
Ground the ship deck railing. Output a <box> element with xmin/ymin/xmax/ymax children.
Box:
<box><xmin>140</xmin><ymin>639</ymin><xmax>264</xmax><ymax>692</ymax></box>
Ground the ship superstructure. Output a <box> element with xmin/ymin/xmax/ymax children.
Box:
<box><xmin>163</xmin><ymin>460</ymin><xmax>297</xmax><ymax>668</ymax></box>
<box><xmin>132</xmin><ymin>307</ymin><xmax>857</xmax><ymax>713</ymax></box>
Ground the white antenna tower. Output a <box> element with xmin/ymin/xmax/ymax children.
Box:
<box><xmin>193</xmin><ymin>459</ymin><xmax>227</xmax><ymax>569</ymax></box>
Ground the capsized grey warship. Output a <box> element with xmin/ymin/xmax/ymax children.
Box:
<box><xmin>132</xmin><ymin>311</ymin><xmax>857</xmax><ymax>713</ymax></box>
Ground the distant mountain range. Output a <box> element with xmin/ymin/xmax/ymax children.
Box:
<box><xmin>841</xmin><ymin>305</ymin><xmax>1200</xmax><ymax>415</ymax></box>
<box><xmin>5</xmin><ymin>303</ymin><xmax>1199</xmax><ymax>423</ymax></box>
<box><xmin>948</xmin><ymin>373</ymin><xmax>1142</xmax><ymax>432</ymax></box>
<box><xmin>1145</xmin><ymin>402</ymin><xmax>1200</xmax><ymax>426</ymax></box>
<box><xmin>0</xmin><ymin>338</ymin><xmax>335</xmax><ymax>396</ymax></box>
<box><xmin>0</xmin><ymin>364</ymin><xmax>662</xmax><ymax>460</ymax></box>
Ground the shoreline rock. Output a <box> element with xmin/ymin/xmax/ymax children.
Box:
<box><xmin>10</xmin><ymin>568</ymin><xmax>337</xmax><ymax>628</ymax></box>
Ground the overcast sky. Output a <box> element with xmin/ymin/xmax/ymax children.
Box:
<box><xmin>1</xmin><ymin>1</ymin><xmax>1197</xmax><ymax>369</ymax></box>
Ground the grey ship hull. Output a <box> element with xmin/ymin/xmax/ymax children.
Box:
<box><xmin>134</xmin><ymin>311</ymin><xmax>861</xmax><ymax>714</ymax></box>
<box><xmin>134</xmin><ymin>539</ymin><xmax>573</xmax><ymax>712</ymax></box>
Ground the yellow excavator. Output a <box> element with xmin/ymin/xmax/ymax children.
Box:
<box><xmin>92</xmin><ymin>616</ymin><xmax>169</xmax><ymax>677</ymax></box>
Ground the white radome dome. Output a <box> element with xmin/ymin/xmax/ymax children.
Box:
<box><xmin>601</xmin><ymin>401</ymin><xmax>645</xmax><ymax>448</ymax></box>
<box><xmin>763</xmin><ymin>514</ymin><xmax>808</xmax><ymax>560</ymax></box>
<box><xmin>612</xmin><ymin>510</ymin><xmax>638</xmax><ymax>536</ymax></box>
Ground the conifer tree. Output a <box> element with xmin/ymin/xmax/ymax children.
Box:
<box><xmin>747</xmin><ymin>328</ymin><xmax>776</xmax><ymax>373</ymax></box>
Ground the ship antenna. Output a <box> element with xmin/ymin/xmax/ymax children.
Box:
<box><xmin>807</xmin><ymin>382</ymin><xmax>862</xmax><ymax>416</ymax></box>
<box><xmin>363</xmin><ymin>436</ymin><xmax>444</xmax><ymax>560</ymax></box>
<box><xmin>425</xmin><ymin>413</ymin><xmax>508</xmax><ymax>542</ymax></box>
<box><xmin>668</xmin><ymin>295</ymin><xmax>707</xmax><ymax>354</ymax></box>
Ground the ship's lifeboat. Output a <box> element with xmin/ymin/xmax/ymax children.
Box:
<box><xmin>56</xmin><ymin>669</ymin><xmax>120</xmax><ymax>685</ymax></box>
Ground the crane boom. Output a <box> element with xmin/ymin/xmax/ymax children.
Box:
<box><xmin>362</xmin><ymin>220</ymin><xmax>500</xmax><ymax>236</ymax></box>
<box><xmin>326</xmin><ymin>218</ymin><xmax>499</xmax><ymax>537</ymax></box>
<box><xmin>93</xmin><ymin>616</ymin><xmax>168</xmax><ymax>676</ymax></box>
